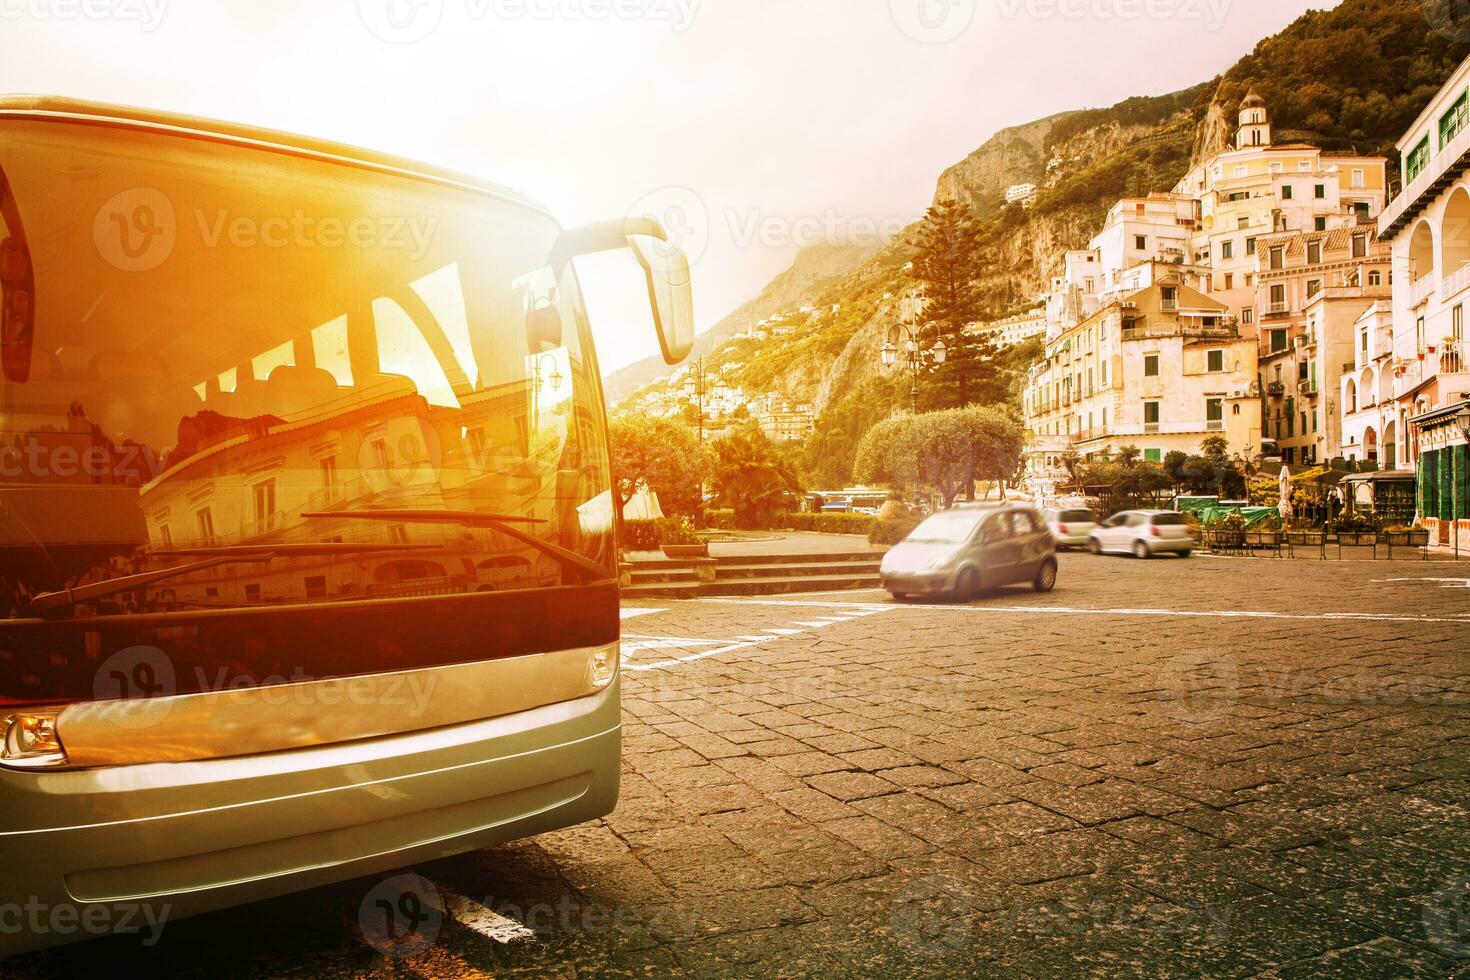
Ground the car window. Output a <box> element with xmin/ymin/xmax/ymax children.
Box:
<box><xmin>1104</xmin><ymin>514</ymin><xmax>1127</xmax><ymax>528</ymax></box>
<box><xmin>980</xmin><ymin>514</ymin><xmax>1013</xmax><ymax>543</ymax></box>
<box><xmin>1014</xmin><ymin>511</ymin><xmax>1042</xmax><ymax>534</ymax></box>
<box><xmin>1152</xmin><ymin>513</ymin><xmax>1188</xmax><ymax>526</ymax></box>
<box><xmin>1127</xmin><ymin>514</ymin><xmax>1149</xmax><ymax>528</ymax></box>
<box><xmin>1060</xmin><ymin>509</ymin><xmax>1095</xmax><ymax>523</ymax></box>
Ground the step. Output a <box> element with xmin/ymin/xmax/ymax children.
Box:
<box><xmin>628</xmin><ymin>568</ymin><xmax>701</xmax><ymax>584</ymax></box>
<box><xmin>696</xmin><ymin>574</ymin><xmax>881</xmax><ymax>597</ymax></box>
<box><xmin>715</xmin><ymin>560</ymin><xmax>883</xmax><ymax>581</ymax></box>
<box><xmin>711</xmin><ymin>552</ymin><xmax>882</xmax><ymax>567</ymax></box>
<box><xmin>622</xmin><ymin>581</ymin><xmax>702</xmax><ymax>600</ymax></box>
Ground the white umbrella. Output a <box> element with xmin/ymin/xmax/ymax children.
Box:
<box><xmin>1278</xmin><ymin>466</ymin><xmax>1295</xmax><ymax>521</ymax></box>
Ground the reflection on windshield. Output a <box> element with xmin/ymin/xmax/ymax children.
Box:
<box><xmin>909</xmin><ymin>513</ymin><xmax>984</xmax><ymax>544</ymax></box>
<box><xmin>0</xmin><ymin>118</ymin><xmax>613</xmax><ymax>623</ymax></box>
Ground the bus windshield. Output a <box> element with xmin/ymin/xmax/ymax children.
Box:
<box><xmin>0</xmin><ymin>116</ymin><xmax>617</xmax><ymax>705</ymax></box>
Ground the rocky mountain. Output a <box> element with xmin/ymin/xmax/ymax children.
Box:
<box><xmin>603</xmin><ymin>242</ymin><xmax>879</xmax><ymax>405</ymax></box>
<box><xmin>932</xmin><ymin>112</ymin><xmax>1073</xmax><ymax>211</ymax></box>
<box><xmin>616</xmin><ymin>0</ymin><xmax>1470</xmax><ymax>439</ymax></box>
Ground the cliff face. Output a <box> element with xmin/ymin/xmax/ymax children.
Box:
<box><xmin>932</xmin><ymin>113</ymin><xmax>1072</xmax><ymax>210</ymax></box>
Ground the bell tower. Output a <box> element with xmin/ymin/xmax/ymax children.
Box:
<box><xmin>1237</xmin><ymin>89</ymin><xmax>1272</xmax><ymax>150</ymax></box>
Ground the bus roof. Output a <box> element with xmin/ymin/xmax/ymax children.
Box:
<box><xmin>0</xmin><ymin>95</ymin><xmax>554</xmax><ymax>219</ymax></box>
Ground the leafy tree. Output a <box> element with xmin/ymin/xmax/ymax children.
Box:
<box><xmin>607</xmin><ymin>415</ymin><xmax>706</xmax><ymax>519</ymax></box>
<box><xmin>908</xmin><ymin>200</ymin><xmax>1004</xmax><ymax>410</ymax></box>
<box><xmin>961</xmin><ymin>406</ymin><xmax>1026</xmax><ymax>499</ymax></box>
<box><xmin>854</xmin><ymin>407</ymin><xmax>1023</xmax><ymax>507</ymax></box>
<box><xmin>803</xmin><ymin>376</ymin><xmax>903</xmax><ymax>488</ymax></box>
<box><xmin>710</xmin><ymin>423</ymin><xmax>801</xmax><ymax>529</ymax></box>
<box><xmin>1080</xmin><ymin>460</ymin><xmax>1174</xmax><ymax>516</ymax></box>
<box><xmin>1116</xmin><ymin>446</ymin><xmax>1143</xmax><ymax>467</ymax></box>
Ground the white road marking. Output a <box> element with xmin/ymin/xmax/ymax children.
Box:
<box><xmin>620</xmin><ymin>608</ymin><xmax>665</xmax><ymax>620</ymax></box>
<box><xmin>441</xmin><ymin>887</ymin><xmax>536</xmax><ymax>945</ymax></box>
<box><xmin>813</xmin><ymin>601</ymin><xmax>1470</xmax><ymax>626</ymax></box>
<box><xmin>764</xmin><ymin>628</ymin><xmax>804</xmax><ymax>636</ymax></box>
<box><xmin>1378</xmin><ymin>577</ymin><xmax>1470</xmax><ymax>590</ymax></box>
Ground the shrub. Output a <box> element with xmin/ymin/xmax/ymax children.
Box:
<box><xmin>704</xmin><ymin>510</ymin><xmax>737</xmax><ymax>530</ymax></box>
<box><xmin>620</xmin><ymin>517</ymin><xmax>700</xmax><ymax>552</ymax></box>
<box><xmin>869</xmin><ymin>517</ymin><xmax>922</xmax><ymax>546</ymax></box>
<box><xmin>778</xmin><ymin>512</ymin><xmax>878</xmax><ymax>535</ymax></box>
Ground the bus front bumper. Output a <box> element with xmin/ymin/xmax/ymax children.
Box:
<box><xmin>0</xmin><ymin>678</ymin><xmax>621</xmax><ymax>958</ymax></box>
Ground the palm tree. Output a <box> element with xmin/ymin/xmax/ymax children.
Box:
<box><xmin>711</xmin><ymin>424</ymin><xmax>800</xmax><ymax>530</ymax></box>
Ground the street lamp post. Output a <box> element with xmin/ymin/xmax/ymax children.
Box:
<box><xmin>682</xmin><ymin>358</ymin><xmax>728</xmax><ymax>528</ymax></box>
<box><xmin>880</xmin><ymin>291</ymin><xmax>947</xmax><ymax>414</ymax></box>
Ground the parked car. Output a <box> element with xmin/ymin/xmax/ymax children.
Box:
<box><xmin>852</xmin><ymin>506</ymin><xmax>881</xmax><ymax>517</ymax></box>
<box><xmin>880</xmin><ymin>504</ymin><xmax>1058</xmax><ymax>600</ymax></box>
<box><xmin>1044</xmin><ymin>507</ymin><xmax>1099</xmax><ymax>550</ymax></box>
<box><xmin>1088</xmin><ymin>511</ymin><xmax>1194</xmax><ymax>559</ymax></box>
<box><xmin>821</xmin><ymin>500</ymin><xmax>853</xmax><ymax>514</ymax></box>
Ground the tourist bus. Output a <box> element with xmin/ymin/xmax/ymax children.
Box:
<box><xmin>0</xmin><ymin>97</ymin><xmax>692</xmax><ymax>956</ymax></box>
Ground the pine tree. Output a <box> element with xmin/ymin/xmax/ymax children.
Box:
<box><xmin>908</xmin><ymin>200</ymin><xmax>1002</xmax><ymax>410</ymax></box>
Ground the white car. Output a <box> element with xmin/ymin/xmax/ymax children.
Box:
<box><xmin>1088</xmin><ymin>511</ymin><xmax>1194</xmax><ymax>559</ymax></box>
<box><xmin>1043</xmin><ymin>507</ymin><xmax>1099</xmax><ymax>550</ymax></box>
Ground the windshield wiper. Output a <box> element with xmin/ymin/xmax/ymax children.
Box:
<box><xmin>27</xmin><ymin>543</ymin><xmax>435</xmax><ymax>616</ymax></box>
<box><xmin>305</xmin><ymin>509</ymin><xmax>610</xmax><ymax>583</ymax></box>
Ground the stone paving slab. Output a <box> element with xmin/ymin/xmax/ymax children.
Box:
<box><xmin>9</xmin><ymin>555</ymin><xmax>1470</xmax><ymax>978</ymax></box>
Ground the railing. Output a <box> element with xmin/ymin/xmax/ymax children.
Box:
<box><xmin>1442</xmin><ymin>340</ymin><xmax>1465</xmax><ymax>375</ymax></box>
<box><xmin>1206</xmin><ymin>420</ymin><xmax>1225</xmax><ymax>432</ymax></box>
<box><xmin>1381</xmin><ymin>123</ymin><xmax>1470</xmax><ymax>237</ymax></box>
<box><xmin>1411</xmin><ymin>274</ymin><xmax>1439</xmax><ymax>308</ymax></box>
<box><xmin>1144</xmin><ymin>422</ymin><xmax>1161</xmax><ymax>435</ymax></box>
<box><xmin>1267</xmin><ymin>382</ymin><xmax>1286</xmax><ymax>397</ymax></box>
<box><xmin>1265</xmin><ymin>303</ymin><xmax>1291</xmax><ymax>318</ymax></box>
<box><xmin>1444</xmin><ymin>262</ymin><xmax>1470</xmax><ymax>302</ymax></box>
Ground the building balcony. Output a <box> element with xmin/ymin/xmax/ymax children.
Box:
<box><xmin>1444</xmin><ymin>261</ymin><xmax>1470</xmax><ymax>303</ymax></box>
<box><xmin>1267</xmin><ymin>381</ymin><xmax>1287</xmax><ymax>398</ymax></box>
<box><xmin>1263</xmin><ymin>303</ymin><xmax>1292</xmax><ymax>319</ymax></box>
<box><xmin>1410</xmin><ymin>274</ymin><xmax>1439</xmax><ymax>308</ymax></box>
<box><xmin>1380</xmin><ymin>123</ymin><xmax>1470</xmax><ymax>239</ymax></box>
<box><xmin>1206</xmin><ymin>420</ymin><xmax>1226</xmax><ymax>432</ymax></box>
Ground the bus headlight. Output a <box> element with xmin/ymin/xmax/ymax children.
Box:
<box><xmin>2</xmin><ymin>710</ymin><xmax>68</xmax><ymax>768</ymax></box>
<box><xmin>588</xmin><ymin>645</ymin><xmax>618</xmax><ymax>691</ymax></box>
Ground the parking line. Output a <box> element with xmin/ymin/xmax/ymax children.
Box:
<box><xmin>441</xmin><ymin>886</ymin><xmax>536</xmax><ymax>945</ymax></box>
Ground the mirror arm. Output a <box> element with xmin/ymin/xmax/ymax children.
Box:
<box><xmin>548</xmin><ymin>218</ymin><xmax>670</xmax><ymax>269</ymax></box>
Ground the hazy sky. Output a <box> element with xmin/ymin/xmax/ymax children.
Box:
<box><xmin>0</xmin><ymin>0</ymin><xmax>1340</xmax><ymax>373</ymax></box>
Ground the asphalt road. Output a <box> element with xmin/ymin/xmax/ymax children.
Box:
<box><xmin>10</xmin><ymin>554</ymin><xmax>1470</xmax><ymax>978</ymax></box>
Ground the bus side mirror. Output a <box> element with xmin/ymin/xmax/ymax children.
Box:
<box><xmin>628</xmin><ymin>235</ymin><xmax>694</xmax><ymax>366</ymax></box>
<box><xmin>549</xmin><ymin>218</ymin><xmax>695</xmax><ymax>366</ymax></box>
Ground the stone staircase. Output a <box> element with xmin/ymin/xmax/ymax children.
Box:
<box><xmin>622</xmin><ymin>551</ymin><xmax>884</xmax><ymax>600</ymax></box>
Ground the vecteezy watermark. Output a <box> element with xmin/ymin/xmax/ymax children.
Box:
<box><xmin>0</xmin><ymin>897</ymin><xmax>171</xmax><ymax>946</ymax></box>
<box><xmin>889</xmin><ymin>874</ymin><xmax>974</xmax><ymax>950</ymax></box>
<box><xmin>93</xmin><ymin>188</ymin><xmax>439</xmax><ymax>273</ymax></box>
<box><xmin>628</xmin><ymin>186</ymin><xmax>908</xmax><ymax>268</ymax></box>
<box><xmin>890</xmin><ymin>0</ymin><xmax>976</xmax><ymax>44</ymax></box>
<box><xmin>356</xmin><ymin>0</ymin><xmax>700</xmax><ymax>43</ymax></box>
<box><xmin>1156</xmin><ymin>647</ymin><xmax>1242</xmax><ymax>728</ymax></box>
<box><xmin>0</xmin><ymin>0</ymin><xmax>168</xmax><ymax>31</ymax></box>
<box><xmin>1425</xmin><ymin>0</ymin><xmax>1470</xmax><ymax>44</ymax></box>
<box><xmin>93</xmin><ymin>646</ymin><xmax>439</xmax><ymax>731</ymax></box>
<box><xmin>359</xmin><ymin>874</ymin><xmax>444</xmax><ymax>959</ymax></box>
<box><xmin>994</xmin><ymin>0</ymin><xmax>1232</xmax><ymax>32</ymax></box>
<box><xmin>1424</xmin><ymin>873</ymin><xmax>1470</xmax><ymax>960</ymax></box>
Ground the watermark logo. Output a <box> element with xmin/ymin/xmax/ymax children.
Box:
<box><xmin>93</xmin><ymin>645</ymin><xmax>177</xmax><ymax>730</ymax></box>
<box><xmin>993</xmin><ymin>0</ymin><xmax>1232</xmax><ymax>32</ymax></box>
<box><xmin>1157</xmin><ymin>647</ymin><xmax>1240</xmax><ymax>728</ymax></box>
<box><xmin>0</xmin><ymin>898</ymin><xmax>170</xmax><ymax>946</ymax></box>
<box><xmin>359</xmin><ymin>874</ymin><xmax>444</xmax><ymax>958</ymax></box>
<box><xmin>0</xmin><ymin>0</ymin><xmax>169</xmax><ymax>31</ymax></box>
<box><xmin>1426</xmin><ymin>0</ymin><xmax>1470</xmax><ymax>44</ymax></box>
<box><xmin>357</xmin><ymin>415</ymin><xmax>444</xmax><ymax>494</ymax></box>
<box><xmin>627</xmin><ymin>186</ymin><xmax>712</xmax><ymax>266</ymax></box>
<box><xmin>357</xmin><ymin>0</ymin><xmax>445</xmax><ymax>43</ymax></box>
<box><xmin>93</xmin><ymin>188</ymin><xmax>176</xmax><ymax>273</ymax></box>
<box><xmin>890</xmin><ymin>0</ymin><xmax>976</xmax><ymax>44</ymax></box>
<box><xmin>889</xmin><ymin>874</ymin><xmax>972</xmax><ymax>950</ymax></box>
<box><xmin>1424</xmin><ymin>874</ymin><xmax>1470</xmax><ymax>959</ymax></box>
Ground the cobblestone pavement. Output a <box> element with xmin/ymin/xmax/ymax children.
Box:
<box><xmin>12</xmin><ymin>555</ymin><xmax>1470</xmax><ymax>978</ymax></box>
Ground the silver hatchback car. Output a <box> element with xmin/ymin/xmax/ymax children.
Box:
<box><xmin>1087</xmin><ymin>510</ymin><xmax>1195</xmax><ymax>559</ymax></box>
<box><xmin>881</xmin><ymin>505</ymin><xmax>1058</xmax><ymax>600</ymax></box>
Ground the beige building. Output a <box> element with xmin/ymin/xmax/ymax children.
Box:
<box><xmin>970</xmin><ymin>308</ymin><xmax>1046</xmax><ymax>348</ymax></box>
<box><xmin>1023</xmin><ymin>278</ymin><xmax>1261</xmax><ymax>490</ymax></box>
<box><xmin>1176</xmin><ymin>91</ymin><xmax>1388</xmax><ymax>326</ymax></box>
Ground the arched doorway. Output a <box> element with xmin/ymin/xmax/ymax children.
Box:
<box><xmin>1409</xmin><ymin>220</ymin><xmax>1436</xmax><ymax>284</ymax></box>
<box><xmin>1443</xmin><ymin>188</ymin><xmax>1470</xmax><ymax>281</ymax></box>
<box><xmin>1384</xmin><ymin>421</ymin><xmax>1397</xmax><ymax>470</ymax></box>
<box><xmin>1364</xmin><ymin>426</ymin><xmax>1379</xmax><ymax>464</ymax></box>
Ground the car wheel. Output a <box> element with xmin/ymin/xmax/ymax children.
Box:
<box><xmin>1177</xmin><ymin>550</ymin><xmax>1192</xmax><ymax>559</ymax></box>
<box><xmin>1088</xmin><ymin>538</ymin><xmax>1102</xmax><ymax>555</ymax></box>
<box><xmin>955</xmin><ymin>567</ymin><xmax>980</xmax><ymax>601</ymax></box>
<box><xmin>890</xmin><ymin>592</ymin><xmax>909</xmax><ymax>601</ymax></box>
<box><xmin>1033</xmin><ymin>558</ymin><xmax>1058</xmax><ymax>593</ymax></box>
<box><xmin>1133</xmin><ymin>541</ymin><xmax>1151</xmax><ymax>560</ymax></box>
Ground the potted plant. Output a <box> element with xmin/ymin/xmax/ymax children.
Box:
<box><xmin>1331</xmin><ymin>512</ymin><xmax>1379</xmax><ymax>548</ymax></box>
<box><xmin>1207</xmin><ymin>512</ymin><xmax>1248</xmax><ymax>552</ymax></box>
<box><xmin>1383</xmin><ymin>524</ymin><xmax>1431</xmax><ymax>548</ymax></box>
<box><xmin>658</xmin><ymin>518</ymin><xmax>710</xmax><ymax>559</ymax></box>
<box><xmin>1286</xmin><ymin>521</ymin><xmax>1326</xmax><ymax>548</ymax></box>
<box><xmin>1245</xmin><ymin>515</ymin><xmax>1284</xmax><ymax>549</ymax></box>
